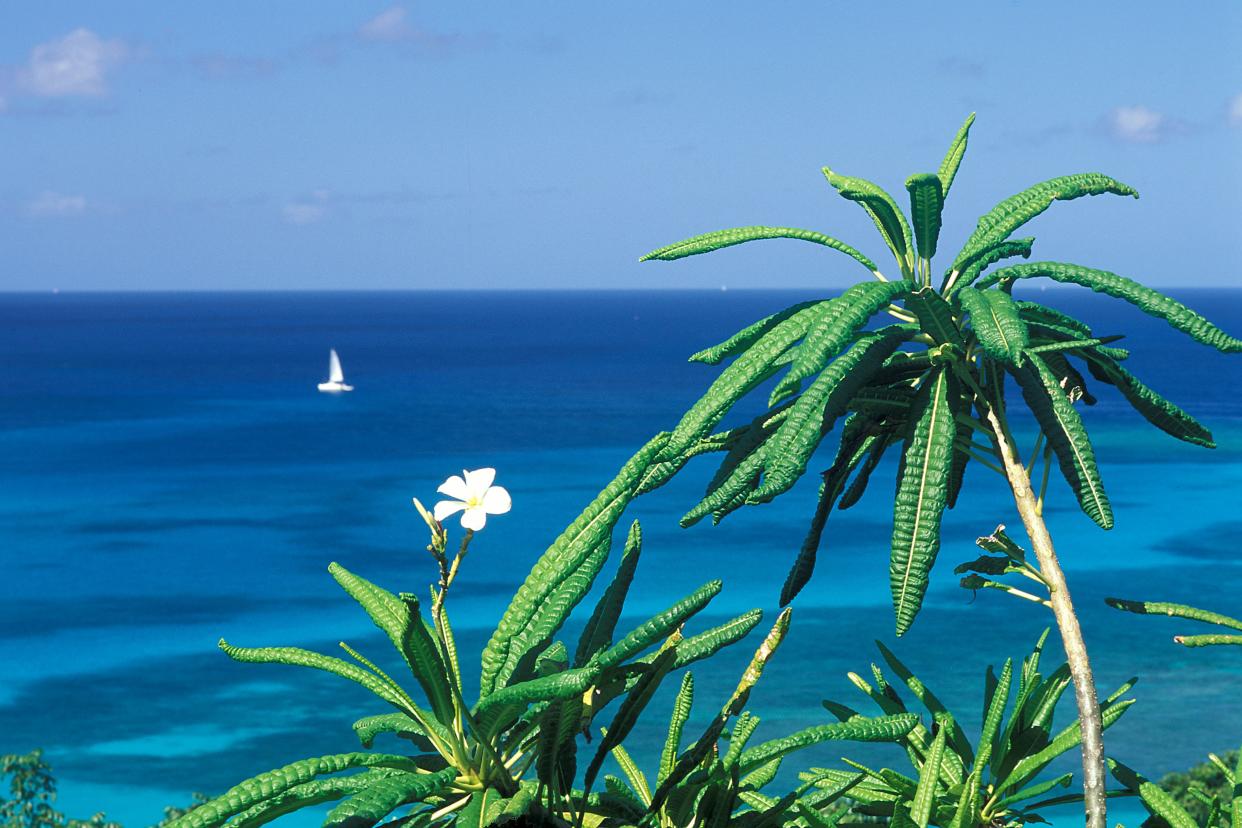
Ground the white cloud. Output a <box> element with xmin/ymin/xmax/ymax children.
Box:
<box><xmin>16</xmin><ymin>28</ymin><xmax>127</xmax><ymax>98</ymax></box>
<box><xmin>1228</xmin><ymin>93</ymin><xmax>1242</xmax><ymax>127</ymax></box>
<box><xmin>358</xmin><ymin>7</ymin><xmax>414</xmax><ymax>42</ymax></box>
<box><xmin>27</xmin><ymin>191</ymin><xmax>87</xmax><ymax>217</ymax></box>
<box><xmin>282</xmin><ymin>190</ymin><xmax>330</xmax><ymax>225</ymax></box>
<box><xmin>1108</xmin><ymin>105</ymin><xmax>1168</xmax><ymax>144</ymax></box>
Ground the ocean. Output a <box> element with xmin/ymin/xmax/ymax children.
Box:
<box><xmin>1</xmin><ymin>289</ymin><xmax>1239</xmax><ymax>826</ymax></box>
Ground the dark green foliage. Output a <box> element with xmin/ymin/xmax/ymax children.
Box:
<box><xmin>638</xmin><ymin>113</ymin><xmax>1238</xmax><ymax>633</ymax></box>
<box><xmin>890</xmin><ymin>367</ymin><xmax>957</xmax><ymax>635</ymax></box>
<box><xmin>814</xmin><ymin>635</ymin><xmax>1136</xmax><ymax>826</ymax></box>
<box><xmin>1133</xmin><ymin>751</ymin><xmax>1240</xmax><ymax>828</ymax></box>
<box><xmin>1109</xmin><ymin>753</ymin><xmax>1242</xmax><ymax>828</ymax></box>
<box><xmin>0</xmin><ymin>751</ymin><xmax>125</xmax><ymax>828</ymax></box>
<box><xmin>578</xmin><ymin>609</ymin><xmax>921</xmax><ymax>828</ymax></box>
<box><xmin>0</xmin><ymin>752</ymin><xmax>207</xmax><ymax>828</ymax></box>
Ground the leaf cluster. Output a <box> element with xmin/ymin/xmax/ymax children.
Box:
<box><xmin>1109</xmin><ymin>751</ymin><xmax>1242</xmax><ymax>828</ymax></box>
<box><xmin>164</xmin><ymin>436</ymin><xmax>778</xmax><ymax>828</ymax></box>
<box><xmin>0</xmin><ymin>750</ymin><xmax>123</xmax><ymax>828</ymax></box>
<box><xmin>636</xmin><ymin>113</ymin><xmax>1239</xmax><ymax>636</ymax></box>
<box><xmin>577</xmin><ymin>609</ymin><xmax>918</xmax><ymax>828</ymax></box>
<box><xmin>809</xmin><ymin>632</ymin><xmax>1136</xmax><ymax>827</ymax></box>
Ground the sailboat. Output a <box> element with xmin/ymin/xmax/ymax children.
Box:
<box><xmin>317</xmin><ymin>349</ymin><xmax>354</xmax><ymax>392</ymax></box>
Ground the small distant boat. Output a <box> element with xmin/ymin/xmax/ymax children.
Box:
<box><xmin>317</xmin><ymin>349</ymin><xmax>354</xmax><ymax>392</ymax></box>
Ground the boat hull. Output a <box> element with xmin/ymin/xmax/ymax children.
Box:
<box><xmin>317</xmin><ymin>382</ymin><xmax>354</xmax><ymax>392</ymax></box>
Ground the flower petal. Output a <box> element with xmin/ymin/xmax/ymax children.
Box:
<box><xmin>437</xmin><ymin>474</ymin><xmax>470</xmax><ymax>500</ymax></box>
<box><xmin>461</xmin><ymin>506</ymin><xmax>488</xmax><ymax>531</ymax></box>
<box><xmin>463</xmin><ymin>467</ymin><xmax>496</xmax><ymax>498</ymax></box>
<box><xmin>434</xmin><ymin>500</ymin><xmax>466</xmax><ymax>522</ymax></box>
<box><xmin>482</xmin><ymin>485</ymin><xmax>511</xmax><ymax>515</ymax></box>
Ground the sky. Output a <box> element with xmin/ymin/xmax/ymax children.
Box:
<box><xmin>0</xmin><ymin>2</ymin><xmax>1239</xmax><ymax>290</ymax></box>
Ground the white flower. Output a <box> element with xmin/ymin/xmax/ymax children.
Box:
<box><xmin>432</xmin><ymin>468</ymin><xmax>511</xmax><ymax>531</ymax></box>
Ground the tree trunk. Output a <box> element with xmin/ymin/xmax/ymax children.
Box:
<box><xmin>985</xmin><ymin>410</ymin><xmax>1107</xmax><ymax>828</ymax></box>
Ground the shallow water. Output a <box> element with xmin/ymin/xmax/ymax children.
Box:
<box><xmin>1</xmin><ymin>289</ymin><xmax>1239</xmax><ymax>824</ymax></box>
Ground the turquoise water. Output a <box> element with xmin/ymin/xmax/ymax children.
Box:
<box><xmin>1</xmin><ymin>289</ymin><xmax>1239</xmax><ymax>825</ymax></box>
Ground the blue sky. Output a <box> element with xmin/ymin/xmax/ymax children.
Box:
<box><xmin>1</xmin><ymin>2</ymin><xmax>1239</xmax><ymax>290</ymax></box>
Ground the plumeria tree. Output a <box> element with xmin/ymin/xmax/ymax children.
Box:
<box><xmin>632</xmin><ymin>113</ymin><xmax>1242</xmax><ymax>828</ymax></box>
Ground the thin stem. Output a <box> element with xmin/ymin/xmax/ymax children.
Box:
<box><xmin>886</xmin><ymin>304</ymin><xmax>916</xmax><ymax>323</ymax></box>
<box><xmin>1036</xmin><ymin>443</ymin><xmax>1054</xmax><ymax>516</ymax></box>
<box><xmin>954</xmin><ymin>412</ymin><xmax>994</xmax><ymax>438</ymax></box>
<box><xmin>993</xmin><ymin>581</ymin><xmax>1051</xmax><ymax>608</ymax></box>
<box><xmin>1026</xmin><ymin>431</ymin><xmax>1045</xmax><ymax>473</ymax></box>
<box><xmin>960</xmin><ymin>446</ymin><xmax>1005</xmax><ymax>477</ymax></box>
<box><xmin>982</xmin><ymin>399</ymin><xmax>1107</xmax><ymax>828</ymax></box>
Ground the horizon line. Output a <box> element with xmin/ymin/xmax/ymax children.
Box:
<box><xmin>4</xmin><ymin>284</ymin><xmax>1238</xmax><ymax>295</ymax></box>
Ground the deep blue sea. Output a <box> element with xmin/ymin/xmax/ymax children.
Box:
<box><xmin>2</xmin><ymin>289</ymin><xmax>1240</xmax><ymax>826</ymax></box>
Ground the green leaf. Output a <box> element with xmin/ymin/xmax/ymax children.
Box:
<box><xmin>779</xmin><ymin>425</ymin><xmax>878</xmax><ymax>606</ymax></box>
<box><xmin>480</xmin><ymin>432</ymin><xmax>667</xmax><ymax>697</ymax></box>
<box><xmin>474</xmin><ymin>663</ymin><xmax>603</xmax><ymax>735</ymax></box>
<box><xmin>997</xmin><ymin>772</ymin><xmax>1072</xmax><ymax>808</ymax></box>
<box><xmin>351</xmin><ymin>713</ymin><xmax>433</xmax><ymax>751</ymax></box>
<box><xmin>771</xmin><ymin>280</ymin><xmax>914</xmax><ymax>404</ymax></box>
<box><xmin>980</xmin><ymin>261</ymin><xmax>1242</xmax><ymax>353</ymax></box>
<box><xmin>328</xmin><ymin>564</ymin><xmax>455</xmax><ymax>725</ymax></box>
<box><xmin>910</xmin><ymin>718</ymin><xmax>949</xmax><ymax>827</ymax></box>
<box><xmin>953</xmin><ymin>174</ymin><xmax>1138</xmax><ymax>271</ymax></box>
<box><xmin>664</xmin><ymin>304</ymin><xmax>824</xmax><ymax>458</ymax></box>
<box><xmin>739</xmin><ymin>713</ymin><xmax>919</xmax><ymax>774</ymax></box>
<box><xmin>1232</xmin><ymin>748</ymin><xmax>1240</xmax><ymax>828</ymax></box>
<box><xmin>455</xmin><ymin>789</ymin><xmax>506</xmax><ymax>828</ymax></box>
<box><xmin>874</xmin><ymin>642</ymin><xmax>972</xmax><ymax>765</ymax></box>
<box><xmin>973</xmin><ymin>659</ymin><xmax>1011</xmax><ymax>775</ymax></box>
<box><xmin>671</xmin><ymin>609</ymin><xmax>764</xmax><ymax>669</ymax></box>
<box><xmin>604</xmin><ymin>775</ymin><xmax>648</xmax><ymax>814</ymax></box>
<box><xmin>725</xmin><ymin>713</ymin><xmax>764</xmax><ymax>771</ymax></box>
<box><xmin>824</xmin><ymin>168</ymin><xmax>914</xmax><ymax>271</ymax></box>
<box><xmin>1109</xmin><ymin>759</ymin><xmax>1199</xmax><ymax>828</ymax></box>
<box><xmin>1015</xmin><ymin>300</ymin><xmax>1093</xmax><ymax>336</ymax></box>
<box><xmin>890</xmin><ymin>367</ymin><xmax>957</xmax><ymax>636</ymax></box>
<box><xmin>323</xmin><ymin>767</ymin><xmax>457</xmax><ymax>828</ymax></box>
<box><xmin>840</xmin><ymin>430</ymin><xmax>895</xmax><ymax>510</ymax></box>
<box><xmin>755</xmin><ymin>326</ymin><xmax>910</xmax><ymax>502</ymax></box>
<box><xmin>958</xmin><ymin>287</ymin><xmax>1029</xmax><ymax>365</ymax></box>
<box><xmin>535</xmin><ymin>695</ymin><xmax>580</xmax><ymax>796</ymax></box>
<box><xmin>660</xmin><ymin>672</ymin><xmax>695</xmax><ymax>786</ymax></box>
<box><xmin>1105</xmin><ymin>598</ymin><xmax>1242</xmax><ymax>631</ymax></box>
<box><xmin>218</xmin><ymin>641</ymin><xmax>412</xmax><ymax>716</ymax></box>
<box><xmin>229</xmin><ymin>770</ymin><xmax>408</xmax><ymax>828</ymax></box>
<box><xmin>585</xmin><ymin>647</ymin><xmax>680</xmax><ymax>792</ymax></box>
<box><xmin>938</xmin><ymin>113</ymin><xmax>975</xmax><ymax>197</ymax></box>
<box><xmin>162</xmin><ymin>754</ymin><xmax>426</xmax><ymax>828</ymax></box>
<box><xmin>680</xmin><ymin>405</ymin><xmax>792</xmax><ymax>527</ymax></box>
<box><xmin>1000</xmin><ymin>697</ymin><xmax>1134</xmax><ymax>792</ymax></box>
<box><xmin>597</xmin><ymin>580</ymin><xmax>722</xmax><ymax>669</ymax></box>
<box><xmin>945</xmin><ymin>380</ymin><xmax>973</xmax><ymax>510</ymax></box>
<box><xmin>906</xmin><ymin>174</ymin><xmax>945</xmax><ymax>262</ymax></box>
<box><xmin>575</xmin><ymin>520</ymin><xmax>644</xmax><ymax>666</ymax></box>
<box><xmin>945</xmin><ymin>237</ymin><xmax>1035</xmax><ymax>294</ymax></box>
<box><xmin>640</xmin><ymin>226</ymin><xmax>879</xmax><ymax>273</ymax></box>
<box><xmin>687</xmin><ymin>299</ymin><xmax>827</xmax><ymax>365</ymax></box>
<box><xmin>1083</xmin><ymin>353</ymin><xmax>1214</xmax><ymax>448</ymax></box>
<box><xmin>610</xmin><ymin>744</ymin><xmax>652</xmax><ymax>807</ymax></box>
<box><xmin>906</xmin><ymin>286</ymin><xmax>962</xmax><ymax>348</ymax></box>
<box><xmin>946</xmin><ymin>770</ymin><xmax>981</xmax><ymax>828</ymax></box>
<box><xmin>1011</xmin><ymin>353</ymin><xmax>1113</xmax><ymax>529</ymax></box>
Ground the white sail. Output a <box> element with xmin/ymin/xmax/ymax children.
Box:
<box><xmin>328</xmin><ymin>349</ymin><xmax>345</xmax><ymax>383</ymax></box>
